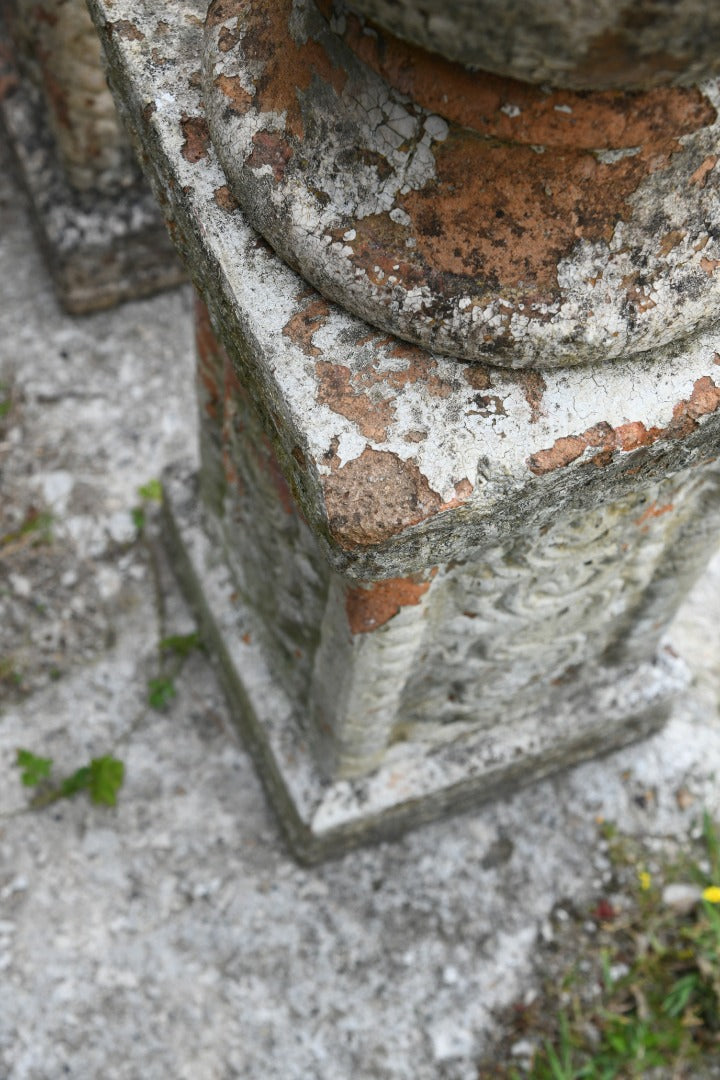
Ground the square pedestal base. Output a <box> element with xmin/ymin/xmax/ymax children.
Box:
<box><xmin>0</xmin><ymin>31</ymin><xmax>185</xmax><ymax>314</ymax></box>
<box><xmin>162</xmin><ymin>462</ymin><xmax>688</xmax><ymax>862</ymax></box>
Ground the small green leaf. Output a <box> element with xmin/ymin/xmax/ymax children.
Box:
<box><xmin>88</xmin><ymin>756</ymin><xmax>124</xmax><ymax>806</ymax></box>
<box><xmin>59</xmin><ymin>766</ymin><xmax>92</xmax><ymax>798</ymax></box>
<box><xmin>159</xmin><ymin>632</ymin><xmax>202</xmax><ymax>658</ymax></box>
<box><xmin>663</xmin><ymin>973</ymin><xmax>699</xmax><ymax>1017</ymax></box>
<box><xmin>0</xmin><ymin>657</ymin><xmax>22</xmax><ymax>686</ymax></box>
<box><xmin>1</xmin><ymin>509</ymin><xmax>53</xmax><ymax>549</ymax></box>
<box><xmin>131</xmin><ymin>507</ymin><xmax>146</xmax><ymax>532</ymax></box>
<box><xmin>16</xmin><ymin>748</ymin><xmax>53</xmax><ymax>787</ymax></box>
<box><xmin>21</xmin><ymin>510</ymin><xmax>52</xmax><ymax>541</ymax></box>
<box><xmin>137</xmin><ymin>478</ymin><xmax>163</xmax><ymax>502</ymax></box>
<box><xmin>148</xmin><ymin>676</ymin><xmax>176</xmax><ymax>710</ymax></box>
<box><xmin>703</xmin><ymin>811</ymin><xmax>720</xmax><ymax>884</ymax></box>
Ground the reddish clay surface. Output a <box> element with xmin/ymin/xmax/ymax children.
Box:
<box><xmin>345</xmin><ymin>576</ymin><xmax>431</xmax><ymax>633</ymax></box>
<box><xmin>180</xmin><ymin>115</ymin><xmax>211</xmax><ymax>163</ymax></box>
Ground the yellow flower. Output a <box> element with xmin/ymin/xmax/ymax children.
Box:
<box><xmin>639</xmin><ymin>870</ymin><xmax>652</xmax><ymax>891</ymax></box>
<box><xmin>702</xmin><ymin>885</ymin><xmax>720</xmax><ymax>904</ymax></box>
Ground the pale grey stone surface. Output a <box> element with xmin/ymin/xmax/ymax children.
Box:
<box><xmin>2</xmin><ymin>132</ymin><xmax>720</xmax><ymax>1078</ymax></box>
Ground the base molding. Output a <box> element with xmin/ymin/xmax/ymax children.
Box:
<box><xmin>162</xmin><ymin>462</ymin><xmax>686</xmax><ymax>862</ymax></box>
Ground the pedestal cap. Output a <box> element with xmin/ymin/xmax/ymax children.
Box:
<box><xmin>203</xmin><ymin>0</ymin><xmax>720</xmax><ymax>369</ymax></box>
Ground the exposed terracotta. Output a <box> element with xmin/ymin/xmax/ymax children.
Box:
<box><xmin>437</xmin><ymin>478</ymin><xmax>474</xmax><ymax>511</ymax></box>
<box><xmin>635</xmin><ymin>502</ymin><xmax>674</xmax><ymax>529</ymax></box>
<box><xmin>339</xmin><ymin>8</ymin><xmax>714</xmax><ymax>151</ymax></box>
<box><xmin>195</xmin><ymin>296</ymin><xmax>223</xmax><ymax>421</ymax></box>
<box><xmin>282</xmin><ymin>294</ymin><xmax>331</xmax><ymax>357</ymax></box>
<box><xmin>570</xmin><ymin>29</ymin><xmax>686</xmax><ymax>92</ymax></box>
<box><xmin>345</xmin><ymin>576</ymin><xmax>431</xmax><ymax>633</ymax></box>
<box><xmin>204</xmin><ymin>0</ymin><xmax>719</xmax><ymax>365</ymax></box>
<box><xmin>463</xmin><ymin>365</ymin><xmax>546</xmax><ymax>422</ymax></box>
<box><xmin>335</xmin><ymin>0</ymin><xmax>720</xmax><ymax>91</ymax></box>
<box><xmin>209</xmin><ymin>0</ymin><xmax>347</xmax><ymax>141</ymax></box>
<box><xmin>366</xmin><ymin>341</ymin><xmax>452</xmax><ymax>399</ymax></box>
<box><xmin>212</xmin><ymin>74</ymin><xmax>252</xmax><ymax>114</ymax></box>
<box><xmin>463</xmin><ymin>366</ymin><xmax>492</xmax><ymax>391</ymax></box>
<box><xmin>315</xmin><ymin>362</ymin><xmax>395</xmax><ymax>442</ymax></box>
<box><xmin>323</xmin><ymin>448</ymin><xmax>443</xmax><ymax>547</ymax></box>
<box><xmin>196</xmin><ymin>301</ymin><xmax>299</xmax><ymax>516</ymax></box>
<box><xmin>246</xmin><ymin>130</ymin><xmax>293</xmax><ymax>182</ymax></box>
<box><xmin>689</xmin><ymin>154</ymin><xmax>717</xmax><ymax>186</ymax></box>
<box><xmin>335</xmin><ymin>3</ymin><xmax>716</xmax><ymax>295</ymax></box>
<box><xmin>512</xmin><ymin>371</ymin><xmax>547</xmax><ymax>424</ymax></box>
<box><xmin>659</xmin><ymin>230</ymin><xmax>686</xmax><ymax>256</ymax></box>
<box><xmin>394</xmin><ymin>119</ymin><xmax>707</xmax><ymax>297</ymax></box>
<box><xmin>180</xmin><ymin>115</ymin><xmax>210</xmax><ymax>163</ymax></box>
<box><xmin>218</xmin><ymin>26</ymin><xmax>239</xmax><ymax>52</ymax></box>
<box><xmin>108</xmin><ymin>18</ymin><xmax>145</xmax><ymax>41</ymax></box>
<box><xmin>213</xmin><ymin>185</ymin><xmax>240</xmax><ymax>212</ymax></box>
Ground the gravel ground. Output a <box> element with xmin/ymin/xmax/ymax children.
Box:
<box><xmin>1</xmin><ymin>136</ymin><xmax>720</xmax><ymax>1080</ymax></box>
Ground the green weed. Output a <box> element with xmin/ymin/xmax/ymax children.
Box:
<box><xmin>0</xmin><ymin>656</ymin><xmax>22</xmax><ymax>688</ymax></box>
<box><xmin>160</xmin><ymin>632</ymin><xmax>203</xmax><ymax>659</ymax></box>
<box><xmin>0</xmin><ymin>382</ymin><xmax>11</xmax><ymax>419</ymax></box>
<box><xmin>147</xmin><ymin>632</ymin><xmax>203</xmax><ymax>710</ymax></box>
<box><xmin>16</xmin><ymin>749</ymin><xmax>52</xmax><ymax>787</ymax></box>
<box><xmin>131</xmin><ymin>478</ymin><xmax>163</xmax><ymax>534</ymax></box>
<box><xmin>15</xmin><ymin>749</ymin><xmax>124</xmax><ymax>808</ymax></box>
<box><xmin>0</xmin><ymin>508</ymin><xmax>53</xmax><ymax>550</ymax></box>
<box><xmin>137</xmin><ymin>478</ymin><xmax>163</xmax><ymax>503</ymax></box>
<box><xmin>147</xmin><ymin>676</ymin><xmax>177</xmax><ymax>710</ymax></box>
<box><xmin>485</xmin><ymin>816</ymin><xmax>720</xmax><ymax>1079</ymax></box>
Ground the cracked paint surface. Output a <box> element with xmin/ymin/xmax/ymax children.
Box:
<box><xmin>202</xmin><ymin>0</ymin><xmax>720</xmax><ymax>368</ymax></box>
<box><xmin>528</xmin><ymin>376</ymin><xmax>720</xmax><ymax>475</ymax></box>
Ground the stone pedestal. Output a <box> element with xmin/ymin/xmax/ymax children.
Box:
<box><xmin>87</xmin><ymin>0</ymin><xmax>720</xmax><ymax>860</ymax></box>
<box><xmin>0</xmin><ymin>0</ymin><xmax>184</xmax><ymax>313</ymax></box>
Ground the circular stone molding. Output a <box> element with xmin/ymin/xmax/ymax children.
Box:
<box><xmin>343</xmin><ymin>0</ymin><xmax>720</xmax><ymax>92</ymax></box>
<box><xmin>203</xmin><ymin>0</ymin><xmax>720</xmax><ymax>369</ymax></box>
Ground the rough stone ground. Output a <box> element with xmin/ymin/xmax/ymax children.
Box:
<box><xmin>1</xmin><ymin>135</ymin><xmax>720</xmax><ymax>1080</ymax></box>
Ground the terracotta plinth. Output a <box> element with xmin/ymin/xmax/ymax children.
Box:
<box><xmin>0</xmin><ymin>0</ymin><xmax>184</xmax><ymax>313</ymax></box>
<box><xmin>87</xmin><ymin>0</ymin><xmax>720</xmax><ymax>859</ymax></box>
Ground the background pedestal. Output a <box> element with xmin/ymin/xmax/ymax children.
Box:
<box><xmin>0</xmin><ymin>6</ymin><xmax>184</xmax><ymax>313</ymax></box>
